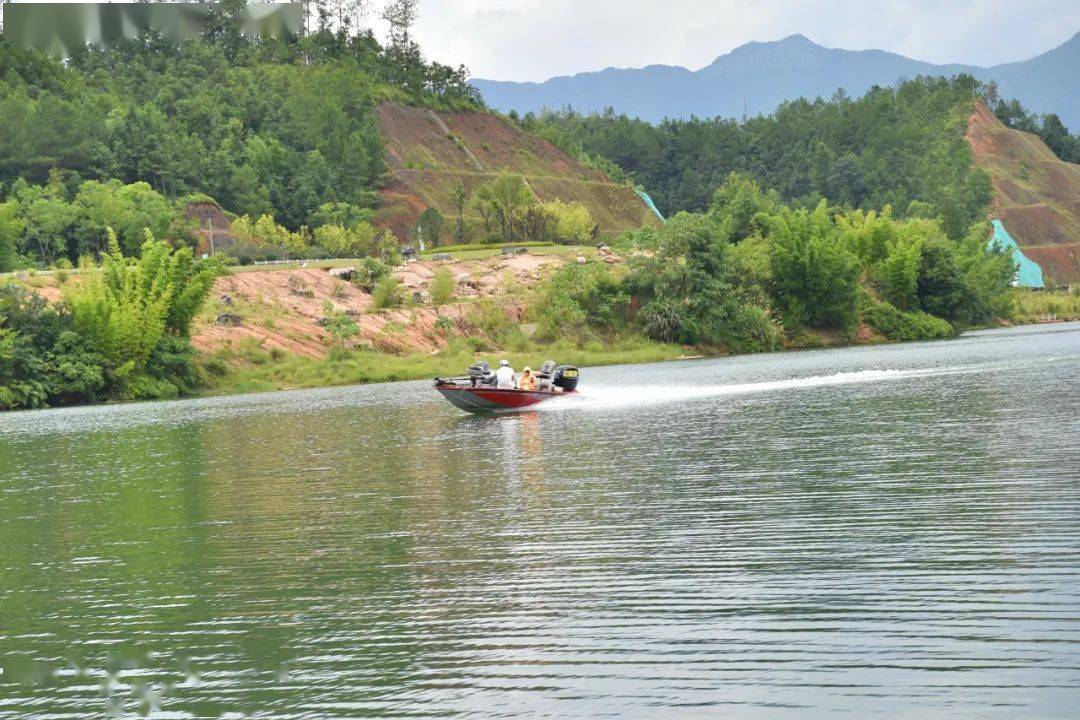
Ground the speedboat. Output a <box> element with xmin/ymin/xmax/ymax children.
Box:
<box><xmin>435</xmin><ymin>360</ymin><xmax>579</xmax><ymax>414</ymax></box>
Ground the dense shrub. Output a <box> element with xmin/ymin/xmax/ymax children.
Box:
<box><xmin>863</xmin><ymin>301</ymin><xmax>956</xmax><ymax>341</ymax></box>
<box><xmin>428</xmin><ymin>268</ymin><xmax>456</xmax><ymax>306</ymax></box>
<box><xmin>533</xmin><ymin>262</ymin><xmax>626</xmax><ymax>340</ymax></box>
<box><xmin>352</xmin><ymin>257</ymin><xmax>391</xmax><ymax>292</ymax></box>
<box><xmin>371</xmin><ymin>275</ymin><xmax>407</xmax><ymax>310</ymax></box>
<box><xmin>625</xmin><ymin>213</ymin><xmax>782</xmax><ymax>351</ymax></box>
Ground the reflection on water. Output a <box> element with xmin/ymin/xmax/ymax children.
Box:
<box><xmin>1</xmin><ymin>323</ymin><xmax>1079</xmax><ymax>719</ymax></box>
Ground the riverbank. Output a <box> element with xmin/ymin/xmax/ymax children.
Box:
<box><xmin>197</xmin><ymin>299</ymin><xmax>1077</xmax><ymax>399</ymax></box>
<box><xmin>8</xmin><ymin>246</ymin><xmax>1077</xmax><ymax>408</ymax></box>
<box><xmin>200</xmin><ymin>335</ymin><xmax>688</xmax><ymax>396</ymax></box>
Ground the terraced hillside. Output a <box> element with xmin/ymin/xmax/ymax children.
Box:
<box><xmin>374</xmin><ymin>103</ymin><xmax>661</xmax><ymax>242</ymax></box>
<box><xmin>967</xmin><ymin>102</ymin><xmax>1080</xmax><ymax>283</ymax></box>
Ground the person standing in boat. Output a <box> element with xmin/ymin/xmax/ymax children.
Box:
<box><xmin>495</xmin><ymin>359</ymin><xmax>516</xmax><ymax>389</ymax></box>
<box><xmin>518</xmin><ymin>367</ymin><xmax>537</xmax><ymax>391</ymax></box>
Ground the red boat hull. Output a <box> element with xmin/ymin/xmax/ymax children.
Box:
<box><xmin>436</xmin><ymin>385</ymin><xmax>572</xmax><ymax>413</ymax></box>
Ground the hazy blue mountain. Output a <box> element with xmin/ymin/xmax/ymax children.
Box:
<box><xmin>472</xmin><ymin>32</ymin><xmax>1080</xmax><ymax>128</ymax></box>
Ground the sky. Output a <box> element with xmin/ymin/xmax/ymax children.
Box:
<box><xmin>403</xmin><ymin>0</ymin><xmax>1080</xmax><ymax>81</ymax></box>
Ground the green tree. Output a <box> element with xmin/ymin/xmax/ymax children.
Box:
<box><xmin>767</xmin><ymin>201</ymin><xmax>859</xmax><ymax>330</ymax></box>
<box><xmin>18</xmin><ymin>187</ymin><xmax>76</xmax><ymax>266</ymax></box>
<box><xmin>544</xmin><ymin>200</ymin><xmax>594</xmax><ymax>244</ymax></box>
<box><xmin>311</xmin><ymin>202</ymin><xmax>372</xmax><ymax>229</ymax></box>
<box><xmin>66</xmin><ymin>230</ymin><xmax>220</xmax><ymax>387</ymax></box>
<box><xmin>476</xmin><ymin>172</ymin><xmax>535</xmax><ymax>241</ymax></box>
<box><xmin>626</xmin><ymin>213</ymin><xmax>780</xmax><ymax>350</ymax></box>
<box><xmin>73</xmin><ymin>180</ymin><xmax>176</xmax><ymax>257</ymax></box>
<box><xmin>0</xmin><ymin>201</ymin><xmax>24</xmax><ymax>271</ymax></box>
<box><xmin>916</xmin><ymin>237</ymin><xmax>968</xmax><ymax>321</ymax></box>
<box><xmin>450</xmin><ymin>181</ymin><xmax>468</xmax><ymax>244</ymax></box>
<box><xmin>709</xmin><ymin>172</ymin><xmax>778</xmax><ymax>242</ymax></box>
<box><xmin>314</xmin><ymin>222</ymin><xmax>376</xmax><ymax>257</ymax></box>
<box><xmin>321</xmin><ymin>300</ymin><xmax>359</xmax><ymax>355</ymax></box>
<box><xmin>418</xmin><ymin>207</ymin><xmax>445</xmax><ymax>248</ymax></box>
<box><xmin>880</xmin><ymin>237</ymin><xmax>922</xmax><ymax>311</ymax></box>
<box><xmin>0</xmin><ymin>322</ymin><xmax>50</xmax><ymax>410</ymax></box>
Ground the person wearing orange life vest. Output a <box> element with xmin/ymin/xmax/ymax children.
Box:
<box><xmin>518</xmin><ymin>367</ymin><xmax>537</xmax><ymax>391</ymax></box>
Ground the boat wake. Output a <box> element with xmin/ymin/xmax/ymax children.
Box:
<box><xmin>543</xmin><ymin>366</ymin><xmax>977</xmax><ymax>412</ymax></box>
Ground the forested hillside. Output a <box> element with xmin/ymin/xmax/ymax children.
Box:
<box><xmin>0</xmin><ymin>17</ymin><xmax>477</xmax><ymax>234</ymax></box>
<box><xmin>525</xmin><ymin>76</ymin><xmax>993</xmax><ymax>235</ymax></box>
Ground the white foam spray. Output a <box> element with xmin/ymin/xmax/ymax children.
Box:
<box><xmin>541</xmin><ymin>366</ymin><xmax>979</xmax><ymax>413</ymax></box>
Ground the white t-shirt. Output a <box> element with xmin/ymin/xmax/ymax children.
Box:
<box><xmin>495</xmin><ymin>366</ymin><xmax>516</xmax><ymax>389</ymax></box>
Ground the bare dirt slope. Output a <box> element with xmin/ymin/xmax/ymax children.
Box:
<box><xmin>967</xmin><ymin>102</ymin><xmax>1080</xmax><ymax>282</ymax></box>
<box><xmin>192</xmin><ymin>254</ymin><xmax>567</xmax><ymax>359</ymax></box>
<box><xmin>374</xmin><ymin>103</ymin><xmax>661</xmax><ymax>242</ymax></box>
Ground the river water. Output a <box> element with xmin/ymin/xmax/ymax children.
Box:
<box><xmin>1</xmin><ymin>323</ymin><xmax>1079</xmax><ymax>719</ymax></box>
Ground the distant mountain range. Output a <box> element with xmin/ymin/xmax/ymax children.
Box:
<box><xmin>472</xmin><ymin>32</ymin><xmax>1080</xmax><ymax>129</ymax></box>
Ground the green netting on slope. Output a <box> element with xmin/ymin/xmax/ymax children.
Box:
<box><xmin>988</xmin><ymin>219</ymin><xmax>1044</xmax><ymax>288</ymax></box>
<box><xmin>635</xmin><ymin>189</ymin><xmax>666</xmax><ymax>223</ymax></box>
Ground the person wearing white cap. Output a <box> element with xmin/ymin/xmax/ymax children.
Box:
<box><xmin>495</xmin><ymin>358</ymin><xmax>516</xmax><ymax>389</ymax></box>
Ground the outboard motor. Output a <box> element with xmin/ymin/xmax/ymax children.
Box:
<box><xmin>468</xmin><ymin>361</ymin><xmax>496</xmax><ymax>386</ymax></box>
<box><xmin>552</xmin><ymin>365</ymin><xmax>580</xmax><ymax>392</ymax></box>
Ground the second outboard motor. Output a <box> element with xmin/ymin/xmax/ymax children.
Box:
<box><xmin>553</xmin><ymin>365</ymin><xmax>580</xmax><ymax>392</ymax></box>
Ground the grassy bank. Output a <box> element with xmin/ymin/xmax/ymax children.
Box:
<box><xmin>1010</xmin><ymin>289</ymin><xmax>1080</xmax><ymax>324</ymax></box>
<box><xmin>201</xmin><ymin>335</ymin><xmax>687</xmax><ymax>396</ymax></box>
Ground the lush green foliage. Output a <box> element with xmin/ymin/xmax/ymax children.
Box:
<box><xmin>0</xmin><ymin>175</ymin><xmax>192</xmax><ymax>266</ymax></box>
<box><xmin>767</xmin><ymin>202</ymin><xmax>860</xmax><ymax>330</ymax></box>
<box><xmin>0</xmin><ymin>247</ymin><xmax>220</xmax><ymax>410</ymax></box>
<box><xmin>418</xmin><ymin>207</ymin><xmax>445</xmax><ymax>248</ymax></box>
<box><xmin>313</xmin><ymin>222</ymin><xmax>378</xmax><ymax>258</ymax></box>
<box><xmin>1009</xmin><ymin>288</ymin><xmax>1080</xmax><ymax>324</ymax></box>
<box><xmin>470</xmin><ymin>171</ymin><xmax>597</xmax><ymax>245</ymax></box>
<box><xmin>525</xmin><ymin>76</ymin><xmax>993</xmax><ymax>237</ymax></box>
<box><xmin>371</xmin><ymin>275</ymin><xmax>407</xmax><ymax>310</ymax></box>
<box><xmin>0</xmin><ymin>201</ymin><xmax>24</xmax><ymax>272</ymax></box>
<box><xmin>574</xmin><ymin>174</ymin><xmax>1017</xmax><ymax>352</ymax></box>
<box><xmin>60</xmin><ymin>231</ymin><xmax>221</xmax><ymax>398</ymax></box>
<box><xmin>626</xmin><ymin>213</ymin><xmax>782</xmax><ymax>350</ymax></box>
<box><xmin>546</xmin><ymin>200</ymin><xmax>597</xmax><ymax>245</ymax></box>
<box><xmin>534</xmin><ymin>262</ymin><xmax>627</xmax><ymax>341</ymax></box>
<box><xmin>0</xmin><ymin>229</ymin><xmax>221</xmax><ymax>411</ymax></box>
<box><xmin>351</xmin><ymin>257</ymin><xmax>392</xmax><ymax>292</ymax></box>
<box><xmin>862</xmin><ymin>301</ymin><xmax>956</xmax><ymax>341</ymax></box>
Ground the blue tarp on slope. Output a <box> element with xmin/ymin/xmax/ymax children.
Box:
<box><xmin>635</xmin><ymin>189</ymin><xmax>666</xmax><ymax>223</ymax></box>
<box><xmin>988</xmin><ymin>219</ymin><xmax>1044</xmax><ymax>288</ymax></box>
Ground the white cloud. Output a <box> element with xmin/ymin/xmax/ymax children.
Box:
<box><xmin>405</xmin><ymin>0</ymin><xmax>1080</xmax><ymax>81</ymax></box>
